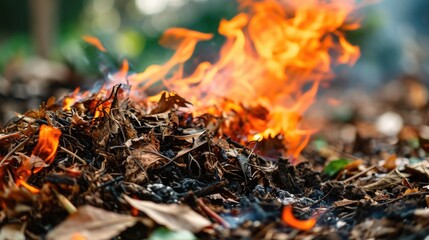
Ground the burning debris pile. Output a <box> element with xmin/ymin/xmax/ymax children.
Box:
<box><xmin>2</xmin><ymin>0</ymin><xmax>429</xmax><ymax>239</ymax></box>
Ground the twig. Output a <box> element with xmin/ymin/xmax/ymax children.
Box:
<box><xmin>0</xmin><ymin>137</ymin><xmax>31</xmax><ymax>166</ymax></box>
<box><xmin>172</xmin><ymin>140</ymin><xmax>208</xmax><ymax>161</ymax></box>
<box><xmin>52</xmin><ymin>187</ymin><xmax>77</xmax><ymax>214</ymax></box>
<box><xmin>197</xmin><ymin>198</ymin><xmax>231</xmax><ymax>228</ymax></box>
<box><xmin>141</xmin><ymin>150</ymin><xmax>174</xmax><ymax>162</ymax></box>
<box><xmin>192</xmin><ymin>180</ymin><xmax>228</xmax><ymax>198</ymax></box>
<box><xmin>377</xmin><ymin>191</ymin><xmax>429</xmax><ymax>207</ymax></box>
<box><xmin>342</xmin><ymin>165</ymin><xmax>376</xmax><ymax>184</ymax></box>
<box><xmin>310</xmin><ymin>186</ymin><xmax>334</xmax><ymax>207</ymax></box>
<box><xmin>156</xmin><ymin>140</ymin><xmax>208</xmax><ymax>170</ymax></box>
<box><xmin>59</xmin><ymin>146</ymin><xmax>87</xmax><ymax>165</ymax></box>
<box><xmin>0</xmin><ymin>132</ymin><xmax>20</xmax><ymax>142</ymax></box>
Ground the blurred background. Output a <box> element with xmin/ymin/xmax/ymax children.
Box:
<box><xmin>0</xmin><ymin>0</ymin><xmax>428</xmax><ymax>124</ymax></box>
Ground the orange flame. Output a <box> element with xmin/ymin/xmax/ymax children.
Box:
<box><xmin>32</xmin><ymin>125</ymin><xmax>62</xmax><ymax>165</ymax></box>
<box><xmin>63</xmin><ymin>87</ymin><xmax>81</xmax><ymax>111</ymax></box>
<box><xmin>73</xmin><ymin>0</ymin><xmax>361</xmax><ymax>158</ymax></box>
<box><xmin>82</xmin><ymin>35</ymin><xmax>107</xmax><ymax>52</ymax></box>
<box><xmin>282</xmin><ymin>205</ymin><xmax>316</xmax><ymax>231</ymax></box>
<box><xmin>16</xmin><ymin>178</ymin><xmax>40</xmax><ymax>194</ymax></box>
<box><xmin>123</xmin><ymin>0</ymin><xmax>360</xmax><ymax>157</ymax></box>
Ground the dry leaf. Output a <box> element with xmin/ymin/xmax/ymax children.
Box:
<box><xmin>382</xmin><ymin>154</ymin><xmax>397</xmax><ymax>171</ymax></box>
<box><xmin>363</xmin><ymin>169</ymin><xmax>410</xmax><ymax>190</ymax></box>
<box><xmin>404</xmin><ymin>160</ymin><xmax>429</xmax><ymax>182</ymax></box>
<box><xmin>123</xmin><ymin>195</ymin><xmax>211</xmax><ymax>232</ymax></box>
<box><xmin>125</xmin><ymin>144</ymin><xmax>168</xmax><ymax>184</ymax></box>
<box><xmin>47</xmin><ymin>205</ymin><xmax>138</xmax><ymax>240</ymax></box>
<box><xmin>174</xmin><ymin>129</ymin><xmax>206</xmax><ymax>143</ymax></box>
<box><xmin>404</xmin><ymin>188</ymin><xmax>419</xmax><ymax>195</ymax></box>
<box><xmin>150</xmin><ymin>92</ymin><xmax>191</xmax><ymax>114</ymax></box>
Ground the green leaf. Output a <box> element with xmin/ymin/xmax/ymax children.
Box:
<box><xmin>148</xmin><ymin>228</ymin><xmax>196</xmax><ymax>240</ymax></box>
<box><xmin>312</xmin><ymin>138</ymin><xmax>328</xmax><ymax>151</ymax></box>
<box><xmin>323</xmin><ymin>158</ymin><xmax>351</xmax><ymax>177</ymax></box>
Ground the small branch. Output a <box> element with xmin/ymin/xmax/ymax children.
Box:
<box><xmin>59</xmin><ymin>146</ymin><xmax>87</xmax><ymax>165</ymax></box>
<box><xmin>342</xmin><ymin>165</ymin><xmax>376</xmax><ymax>184</ymax></box>
<box><xmin>192</xmin><ymin>180</ymin><xmax>228</xmax><ymax>198</ymax></box>
<box><xmin>197</xmin><ymin>198</ymin><xmax>230</xmax><ymax>228</ymax></box>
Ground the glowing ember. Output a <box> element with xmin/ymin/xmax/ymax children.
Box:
<box><xmin>282</xmin><ymin>205</ymin><xmax>316</xmax><ymax>231</ymax></box>
<box><xmin>32</xmin><ymin>125</ymin><xmax>62</xmax><ymax>165</ymax></box>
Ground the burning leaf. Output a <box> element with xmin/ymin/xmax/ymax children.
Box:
<box><xmin>15</xmin><ymin>153</ymin><xmax>48</xmax><ymax>180</ymax></box>
<box><xmin>281</xmin><ymin>205</ymin><xmax>316</xmax><ymax>231</ymax></box>
<box><xmin>46</xmin><ymin>205</ymin><xmax>138</xmax><ymax>240</ymax></box>
<box><xmin>123</xmin><ymin>195</ymin><xmax>211</xmax><ymax>232</ymax></box>
<box><xmin>32</xmin><ymin>125</ymin><xmax>62</xmax><ymax>165</ymax></box>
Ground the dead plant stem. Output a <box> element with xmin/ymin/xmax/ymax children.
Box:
<box><xmin>342</xmin><ymin>165</ymin><xmax>376</xmax><ymax>184</ymax></box>
<box><xmin>59</xmin><ymin>146</ymin><xmax>87</xmax><ymax>165</ymax></box>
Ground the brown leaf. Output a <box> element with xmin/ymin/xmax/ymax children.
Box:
<box><xmin>150</xmin><ymin>92</ymin><xmax>191</xmax><ymax>114</ymax></box>
<box><xmin>404</xmin><ymin>160</ymin><xmax>429</xmax><ymax>182</ymax></box>
<box><xmin>174</xmin><ymin>129</ymin><xmax>206</xmax><ymax>143</ymax></box>
<box><xmin>125</xmin><ymin>143</ymin><xmax>168</xmax><ymax>184</ymax></box>
<box><xmin>71</xmin><ymin>113</ymin><xmax>90</xmax><ymax>127</ymax></box>
<box><xmin>123</xmin><ymin>195</ymin><xmax>211</xmax><ymax>232</ymax></box>
<box><xmin>46</xmin><ymin>205</ymin><xmax>139</xmax><ymax>240</ymax></box>
<box><xmin>382</xmin><ymin>154</ymin><xmax>397</xmax><ymax>171</ymax></box>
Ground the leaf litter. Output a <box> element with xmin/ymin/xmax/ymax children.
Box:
<box><xmin>1</xmin><ymin>79</ymin><xmax>429</xmax><ymax>239</ymax></box>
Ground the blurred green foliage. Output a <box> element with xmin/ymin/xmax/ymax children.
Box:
<box><xmin>0</xmin><ymin>0</ymin><xmax>237</xmax><ymax>76</ymax></box>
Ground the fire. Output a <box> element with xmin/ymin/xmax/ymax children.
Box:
<box><xmin>82</xmin><ymin>35</ymin><xmax>107</xmax><ymax>52</ymax></box>
<box><xmin>65</xmin><ymin>0</ymin><xmax>360</xmax><ymax>158</ymax></box>
<box><xmin>32</xmin><ymin>125</ymin><xmax>62</xmax><ymax>166</ymax></box>
<box><xmin>16</xmin><ymin>178</ymin><xmax>40</xmax><ymax>194</ymax></box>
<box><xmin>11</xmin><ymin>125</ymin><xmax>61</xmax><ymax>193</ymax></box>
<box><xmin>123</xmin><ymin>0</ymin><xmax>360</xmax><ymax>157</ymax></box>
<box><xmin>282</xmin><ymin>205</ymin><xmax>316</xmax><ymax>231</ymax></box>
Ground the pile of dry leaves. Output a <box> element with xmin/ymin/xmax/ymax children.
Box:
<box><xmin>1</xmin><ymin>80</ymin><xmax>429</xmax><ymax>240</ymax></box>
